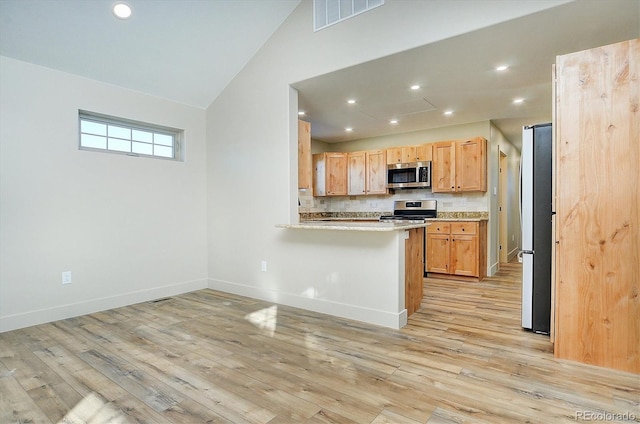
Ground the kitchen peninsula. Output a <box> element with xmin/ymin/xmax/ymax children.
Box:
<box><xmin>276</xmin><ymin>219</ymin><xmax>427</xmax><ymax>329</ymax></box>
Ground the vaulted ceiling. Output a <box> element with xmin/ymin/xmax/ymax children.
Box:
<box><xmin>0</xmin><ymin>0</ymin><xmax>301</xmax><ymax>108</ymax></box>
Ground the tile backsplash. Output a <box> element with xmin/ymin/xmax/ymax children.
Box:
<box><xmin>298</xmin><ymin>189</ymin><xmax>488</xmax><ymax>214</ymax></box>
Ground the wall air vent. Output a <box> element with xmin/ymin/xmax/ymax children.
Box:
<box><xmin>314</xmin><ymin>0</ymin><xmax>384</xmax><ymax>32</ymax></box>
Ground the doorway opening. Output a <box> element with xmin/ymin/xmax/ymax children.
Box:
<box><xmin>499</xmin><ymin>150</ymin><xmax>508</xmax><ymax>264</ymax></box>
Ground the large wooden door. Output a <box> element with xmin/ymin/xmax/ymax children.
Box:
<box><xmin>554</xmin><ymin>39</ymin><xmax>639</xmax><ymax>373</ymax></box>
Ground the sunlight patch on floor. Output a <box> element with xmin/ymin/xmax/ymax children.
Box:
<box><xmin>244</xmin><ymin>305</ymin><xmax>278</xmax><ymax>336</ymax></box>
<box><xmin>58</xmin><ymin>392</ymin><xmax>129</xmax><ymax>424</ymax></box>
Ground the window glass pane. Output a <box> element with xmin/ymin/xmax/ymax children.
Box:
<box><xmin>354</xmin><ymin>0</ymin><xmax>366</xmax><ymax>13</ymax></box>
<box><xmin>154</xmin><ymin>133</ymin><xmax>174</xmax><ymax>147</ymax></box>
<box><xmin>315</xmin><ymin>0</ymin><xmax>327</xmax><ymax>28</ymax></box>
<box><xmin>108</xmin><ymin>138</ymin><xmax>131</xmax><ymax>152</ymax></box>
<box><xmin>108</xmin><ymin>125</ymin><xmax>131</xmax><ymax>139</ymax></box>
<box><xmin>81</xmin><ymin>120</ymin><xmax>107</xmax><ymax>136</ymax></box>
<box><xmin>154</xmin><ymin>145</ymin><xmax>174</xmax><ymax>158</ymax></box>
<box><xmin>340</xmin><ymin>0</ymin><xmax>352</xmax><ymax>19</ymax></box>
<box><xmin>132</xmin><ymin>142</ymin><xmax>153</xmax><ymax>155</ymax></box>
<box><xmin>326</xmin><ymin>0</ymin><xmax>339</xmax><ymax>24</ymax></box>
<box><xmin>81</xmin><ymin>134</ymin><xmax>107</xmax><ymax>149</ymax></box>
<box><xmin>132</xmin><ymin>129</ymin><xmax>153</xmax><ymax>143</ymax></box>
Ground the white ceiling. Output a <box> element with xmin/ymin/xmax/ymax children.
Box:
<box><xmin>293</xmin><ymin>0</ymin><xmax>640</xmax><ymax>148</ymax></box>
<box><xmin>1</xmin><ymin>0</ymin><xmax>637</xmax><ymax>150</ymax></box>
<box><xmin>0</xmin><ymin>0</ymin><xmax>301</xmax><ymax>108</ymax></box>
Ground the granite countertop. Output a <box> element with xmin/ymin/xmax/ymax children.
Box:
<box><xmin>425</xmin><ymin>217</ymin><xmax>489</xmax><ymax>222</ymax></box>
<box><xmin>276</xmin><ymin>221</ymin><xmax>430</xmax><ymax>232</ymax></box>
<box><xmin>298</xmin><ymin>211</ymin><xmax>489</xmax><ymax>223</ymax></box>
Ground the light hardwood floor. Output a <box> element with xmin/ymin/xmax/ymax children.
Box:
<box><xmin>1</xmin><ymin>263</ymin><xmax>638</xmax><ymax>423</ymax></box>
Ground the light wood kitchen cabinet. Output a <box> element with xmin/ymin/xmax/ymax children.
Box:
<box><xmin>553</xmin><ymin>39</ymin><xmax>639</xmax><ymax>373</ymax></box>
<box><xmin>432</xmin><ymin>141</ymin><xmax>455</xmax><ymax>192</ymax></box>
<box><xmin>386</xmin><ymin>144</ymin><xmax>432</xmax><ymax>164</ymax></box>
<box><xmin>426</xmin><ymin>224</ymin><xmax>450</xmax><ymax>274</ymax></box>
<box><xmin>347</xmin><ymin>151</ymin><xmax>365</xmax><ymax>195</ymax></box>
<box><xmin>386</xmin><ymin>147</ymin><xmax>403</xmax><ymax>164</ymax></box>
<box><xmin>313</xmin><ymin>152</ymin><xmax>347</xmax><ymax>196</ymax></box>
<box><xmin>432</xmin><ymin>137</ymin><xmax>487</xmax><ymax>193</ymax></box>
<box><xmin>365</xmin><ymin>149</ymin><xmax>387</xmax><ymax>195</ymax></box>
<box><xmin>298</xmin><ymin>120</ymin><xmax>312</xmax><ymax>190</ymax></box>
<box><xmin>415</xmin><ymin>143</ymin><xmax>432</xmax><ymax>162</ymax></box>
<box><xmin>450</xmin><ymin>222</ymin><xmax>479</xmax><ymax>277</ymax></box>
<box><xmin>347</xmin><ymin>149</ymin><xmax>387</xmax><ymax>196</ymax></box>
<box><xmin>426</xmin><ymin>220</ymin><xmax>487</xmax><ymax>280</ymax></box>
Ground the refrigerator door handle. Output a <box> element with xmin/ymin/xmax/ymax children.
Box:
<box><xmin>518</xmin><ymin>250</ymin><xmax>535</xmax><ymax>259</ymax></box>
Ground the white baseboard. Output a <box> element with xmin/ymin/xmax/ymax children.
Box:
<box><xmin>508</xmin><ymin>247</ymin><xmax>520</xmax><ymax>262</ymax></box>
<box><xmin>489</xmin><ymin>261</ymin><xmax>500</xmax><ymax>277</ymax></box>
<box><xmin>208</xmin><ymin>278</ymin><xmax>407</xmax><ymax>329</ymax></box>
<box><xmin>0</xmin><ymin>278</ymin><xmax>208</xmax><ymax>333</ymax></box>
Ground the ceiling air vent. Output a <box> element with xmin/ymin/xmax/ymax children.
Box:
<box><xmin>314</xmin><ymin>0</ymin><xmax>384</xmax><ymax>32</ymax></box>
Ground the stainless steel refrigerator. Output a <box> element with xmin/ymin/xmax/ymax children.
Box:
<box><xmin>520</xmin><ymin>123</ymin><xmax>552</xmax><ymax>335</ymax></box>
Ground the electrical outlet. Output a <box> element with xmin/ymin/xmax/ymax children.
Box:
<box><xmin>62</xmin><ymin>271</ymin><xmax>72</xmax><ymax>285</ymax></box>
<box><xmin>261</xmin><ymin>260</ymin><xmax>267</xmax><ymax>272</ymax></box>
<box><xmin>512</xmin><ymin>234</ymin><xmax>515</xmax><ymax>241</ymax></box>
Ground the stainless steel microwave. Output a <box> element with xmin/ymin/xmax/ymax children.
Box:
<box><xmin>387</xmin><ymin>161</ymin><xmax>431</xmax><ymax>189</ymax></box>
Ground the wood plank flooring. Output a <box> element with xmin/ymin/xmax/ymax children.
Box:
<box><xmin>1</xmin><ymin>262</ymin><xmax>638</xmax><ymax>423</ymax></box>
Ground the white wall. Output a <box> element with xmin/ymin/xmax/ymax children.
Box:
<box><xmin>206</xmin><ymin>0</ymin><xmax>567</xmax><ymax>323</ymax></box>
<box><xmin>0</xmin><ymin>57</ymin><xmax>208</xmax><ymax>332</ymax></box>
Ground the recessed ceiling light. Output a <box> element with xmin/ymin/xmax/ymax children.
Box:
<box><xmin>390</xmin><ymin>119</ymin><xmax>398</xmax><ymax>125</ymax></box>
<box><xmin>513</xmin><ymin>98</ymin><xmax>525</xmax><ymax>104</ymax></box>
<box><xmin>443</xmin><ymin>110</ymin><xmax>453</xmax><ymax>116</ymax></box>
<box><xmin>345</xmin><ymin>127</ymin><xmax>353</xmax><ymax>132</ymax></box>
<box><xmin>347</xmin><ymin>99</ymin><xmax>356</xmax><ymax>104</ymax></box>
<box><xmin>410</xmin><ymin>85</ymin><xmax>420</xmax><ymax>90</ymax></box>
<box><xmin>496</xmin><ymin>65</ymin><xmax>508</xmax><ymax>71</ymax></box>
<box><xmin>113</xmin><ymin>2</ymin><xmax>132</xmax><ymax>19</ymax></box>
<box><xmin>298</xmin><ymin>111</ymin><xmax>305</xmax><ymax>116</ymax></box>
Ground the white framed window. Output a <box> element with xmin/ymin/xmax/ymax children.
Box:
<box><xmin>314</xmin><ymin>0</ymin><xmax>384</xmax><ymax>31</ymax></box>
<box><xmin>79</xmin><ymin>110</ymin><xmax>183</xmax><ymax>161</ymax></box>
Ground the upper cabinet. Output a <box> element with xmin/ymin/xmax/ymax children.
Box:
<box><xmin>432</xmin><ymin>137</ymin><xmax>487</xmax><ymax>193</ymax></box>
<box><xmin>347</xmin><ymin>151</ymin><xmax>366</xmax><ymax>195</ymax></box>
<box><xmin>298</xmin><ymin>120</ymin><xmax>312</xmax><ymax>190</ymax></box>
<box><xmin>309</xmin><ymin>137</ymin><xmax>484</xmax><ymax>196</ymax></box>
<box><xmin>347</xmin><ymin>149</ymin><xmax>387</xmax><ymax>196</ymax></box>
<box><xmin>313</xmin><ymin>152</ymin><xmax>347</xmax><ymax>196</ymax></box>
<box><xmin>366</xmin><ymin>149</ymin><xmax>388</xmax><ymax>195</ymax></box>
<box><xmin>386</xmin><ymin>143</ymin><xmax>432</xmax><ymax>164</ymax></box>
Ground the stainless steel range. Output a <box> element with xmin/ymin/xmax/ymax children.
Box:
<box><xmin>379</xmin><ymin>200</ymin><xmax>437</xmax><ymax>223</ymax></box>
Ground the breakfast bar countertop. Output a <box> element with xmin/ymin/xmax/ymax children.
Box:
<box><xmin>276</xmin><ymin>220</ymin><xmax>430</xmax><ymax>232</ymax></box>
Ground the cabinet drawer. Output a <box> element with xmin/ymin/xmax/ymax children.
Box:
<box><xmin>427</xmin><ymin>222</ymin><xmax>451</xmax><ymax>234</ymax></box>
<box><xmin>450</xmin><ymin>222</ymin><xmax>478</xmax><ymax>235</ymax></box>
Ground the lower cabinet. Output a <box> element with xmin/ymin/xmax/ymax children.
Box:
<box><xmin>425</xmin><ymin>220</ymin><xmax>487</xmax><ymax>280</ymax></box>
